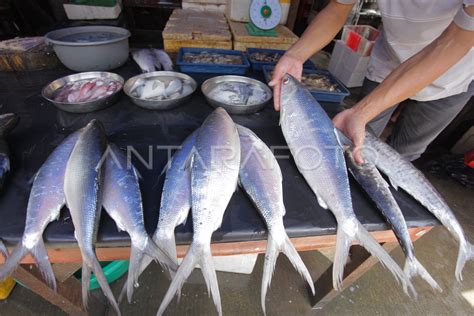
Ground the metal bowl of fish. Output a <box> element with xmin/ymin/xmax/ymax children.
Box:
<box><xmin>201</xmin><ymin>76</ymin><xmax>272</xmax><ymax>114</ymax></box>
<box><xmin>123</xmin><ymin>71</ymin><xmax>197</xmax><ymax>110</ymax></box>
<box><xmin>42</xmin><ymin>72</ymin><xmax>124</xmax><ymax>113</ymax></box>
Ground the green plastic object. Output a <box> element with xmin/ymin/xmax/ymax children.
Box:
<box><xmin>76</xmin><ymin>260</ymin><xmax>129</xmax><ymax>290</ymax></box>
<box><xmin>245</xmin><ymin>22</ymin><xmax>278</xmax><ymax>37</ymax></box>
<box><xmin>73</xmin><ymin>0</ymin><xmax>117</xmax><ymax>7</ymax></box>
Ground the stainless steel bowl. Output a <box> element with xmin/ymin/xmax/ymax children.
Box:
<box><xmin>201</xmin><ymin>75</ymin><xmax>272</xmax><ymax>114</ymax></box>
<box><xmin>123</xmin><ymin>71</ymin><xmax>197</xmax><ymax>110</ymax></box>
<box><xmin>42</xmin><ymin>72</ymin><xmax>124</xmax><ymax>113</ymax></box>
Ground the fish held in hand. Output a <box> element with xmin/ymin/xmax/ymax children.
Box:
<box><xmin>102</xmin><ymin>143</ymin><xmax>178</xmax><ymax>303</ymax></box>
<box><xmin>362</xmin><ymin>132</ymin><xmax>474</xmax><ymax>281</ymax></box>
<box><xmin>279</xmin><ymin>74</ymin><xmax>413</xmax><ymax>295</ymax></box>
<box><xmin>0</xmin><ymin>130</ymin><xmax>80</xmax><ymax>290</ymax></box>
<box><xmin>237</xmin><ymin>124</ymin><xmax>315</xmax><ymax>314</ymax></box>
<box><xmin>64</xmin><ymin>120</ymin><xmax>120</xmax><ymax>315</ymax></box>
<box><xmin>157</xmin><ymin>108</ymin><xmax>240</xmax><ymax>316</ymax></box>
<box><xmin>345</xmin><ymin>150</ymin><xmax>440</xmax><ymax>293</ymax></box>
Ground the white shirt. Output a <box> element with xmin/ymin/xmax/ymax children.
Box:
<box><xmin>338</xmin><ymin>0</ymin><xmax>474</xmax><ymax>101</ymax></box>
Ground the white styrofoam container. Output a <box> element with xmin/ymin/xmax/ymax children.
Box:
<box><xmin>328</xmin><ymin>40</ymin><xmax>370</xmax><ymax>88</ymax></box>
<box><xmin>226</xmin><ymin>0</ymin><xmax>290</xmax><ymax>25</ymax></box>
<box><xmin>182</xmin><ymin>2</ymin><xmax>226</xmax><ymax>13</ymax></box>
<box><xmin>63</xmin><ymin>1</ymin><xmax>122</xmax><ymax>20</ymax></box>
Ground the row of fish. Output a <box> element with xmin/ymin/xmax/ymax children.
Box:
<box><xmin>279</xmin><ymin>75</ymin><xmax>473</xmax><ymax>294</ymax></box>
<box><xmin>0</xmin><ymin>120</ymin><xmax>177</xmax><ymax>316</ymax></box>
<box><xmin>249</xmin><ymin>51</ymin><xmax>283</xmax><ymax>63</ymax></box>
<box><xmin>132</xmin><ymin>48</ymin><xmax>174</xmax><ymax>73</ymax></box>
<box><xmin>208</xmin><ymin>81</ymin><xmax>269</xmax><ymax>106</ymax></box>
<box><xmin>52</xmin><ymin>78</ymin><xmax>123</xmax><ymax>103</ymax></box>
<box><xmin>131</xmin><ymin>77</ymin><xmax>193</xmax><ymax>101</ymax></box>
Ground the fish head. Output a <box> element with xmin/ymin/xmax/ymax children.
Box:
<box><xmin>280</xmin><ymin>74</ymin><xmax>299</xmax><ymax>107</ymax></box>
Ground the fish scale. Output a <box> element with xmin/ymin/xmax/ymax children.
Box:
<box><xmin>279</xmin><ymin>74</ymin><xmax>413</xmax><ymax>295</ymax></box>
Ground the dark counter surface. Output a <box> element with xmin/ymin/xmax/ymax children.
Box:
<box><xmin>0</xmin><ymin>62</ymin><xmax>438</xmax><ymax>247</ymax></box>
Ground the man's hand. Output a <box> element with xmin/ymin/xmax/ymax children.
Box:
<box><xmin>268</xmin><ymin>53</ymin><xmax>303</xmax><ymax>111</ymax></box>
<box><xmin>333</xmin><ymin>107</ymin><xmax>367</xmax><ymax>164</ymax></box>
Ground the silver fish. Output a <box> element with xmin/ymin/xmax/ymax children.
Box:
<box><xmin>279</xmin><ymin>75</ymin><xmax>413</xmax><ymax>294</ymax></box>
<box><xmin>64</xmin><ymin>120</ymin><xmax>120</xmax><ymax>314</ymax></box>
<box><xmin>118</xmin><ymin>130</ymin><xmax>198</xmax><ymax>303</ymax></box>
<box><xmin>132</xmin><ymin>49</ymin><xmax>156</xmax><ymax>73</ymax></box>
<box><xmin>236</xmin><ymin>124</ymin><xmax>315</xmax><ymax>314</ymax></box>
<box><xmin>345</xmin><ymin>150</ymin><xmax>440</xmax><ymax>293</ymax></box>
<box><xmin>164</xmin><ymin>78</ymin><xmax>182</xmax><ymax>98</ymax></box>
<box><xmin>102</xmin><ymin>143</ymin><xmax>177</xmax><ymax>303</ymax></box>
<box><xmin>151</xmin><ymin>49</ymin><xmax>174</xmax><ymax>71</ymax></box>
<box><xmin>362</xmin><ymin>132</ymin><xmax>474</xmax><ymax>281</ymax></box>
<box><xmin>0</xmin><ymin>130</ymin><xmax>80</xmax><ymax>290</ymax></box>
<box><xmin>0</xmin><ymin>113</ymin><xmax>18</xmax><ymax>191</ymax></box>
<box><xmin>140</xmin><ymin>79</ymin><xmax>166</xmax><ymax>100</ymax></box>
<box><xmin>157</xmin><ymin>108</ymin><xmax>240</xmax><ymax>316</ymax></box>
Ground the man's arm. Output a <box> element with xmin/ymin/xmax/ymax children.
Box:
<box><xmin>270</xmin><ymin>0</ymin><xmax>355</xmax><ymax>110</ymax></box>
<box><xmin>334</xmin><ymin>6</ymin><xmax>474</xmax><ymax>164</ymax></box>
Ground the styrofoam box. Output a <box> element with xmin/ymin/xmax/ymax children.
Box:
<box><xmin>63</xmin><ymin>1</ymin><xmax>122</xmax><ymax>20</ymax></box>
<box><xmin>328</xmin><ymin>39</ymin><xmax>370</xmax><ymax>88</ymax></box>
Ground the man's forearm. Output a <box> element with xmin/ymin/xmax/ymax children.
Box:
<box><xmin>354</xmin><ymin>21</ymin><xmax>474</xmax><ymax>124</ymax></box>
<box><xmin>286</xmin><ymin>0</ymin><xmax>354</xmax><ymax>63</ymax></box>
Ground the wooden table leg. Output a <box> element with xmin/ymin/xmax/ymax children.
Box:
<box><xmin>12</xmin><ymin>264</ymin><xmax>86</xmax><ymax>315</ymax></box>
<box><xmin>311</xmin><ymin>242</ymin><xmax>399</xmax><ymax>310</ymax></box>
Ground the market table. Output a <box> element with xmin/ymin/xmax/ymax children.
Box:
<box><xmin>0</xmin><ymin>62</ymin><xmax>438</xmax><ymax>314</ymax></box>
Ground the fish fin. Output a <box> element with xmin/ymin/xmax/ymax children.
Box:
<box><xmin>153</xmin><ymin>59</ymin><xmax>162</xmax><ymax>71</ymax></box>
<box><xmin>350</xmin><ymin>220</ymin><xmax>416</xmax><ymax>296</ymax></box>
<box><xmin>0</xmin><ymin>240</ymin><xmax>8</xmax><ymax>259</ymax></box>
<box><xmin>153</xmin><ymin>233</ymin><xmax>179</xmax><ymax>268</ymax></box>
<box><xmin>455</xmin><ymin>241</ymin><xmax>474</xmax><ymax>282</ymax></box>
<box><xmin>143</xmin><ymin>236</ymin><xmax>178</xmax><ymax>274</ymax></box>
<box><xmin>30</xmin><ymin>239</ymin><xmax>57</xmax><ymax>292</ymax></box>
<box><xmin>126</xmin><ymin>244</ymin><xmax>146</xmax><ymax>303</ymax></box>
<box><xmin>88</xmin><ymin>256</ymin><xmax>121</xmax><ymax>316</ymax></box>
<box><xmin>0</xmin><ymin>243</ymin><xmax>28</xmax><ymax>282</ymax></box>
<box><xmin>157</xmin><ymin>243</ymin><xmax>222</xmax><ymax>316</ymax></box>
<box><xmin>333</xmin><ymin>226</ymin><xmax>353</xmax><ymax>291</ymax></box>
<box><xmin>261</xmin><ymin>232</ymin><xmax>315</xmax><ymax>315</ymax></box>
<box><xmin>388</xmin><ymin>176</ymin><xmax>399</xmax><ymax>190</ymax></box>
<box><xmin>81</xmin><ymin>263</ymin><xmax>91</xmax><ymax>309</ymax></box>
<box><xmin>316</xmin><ymin>196</ymin><xmax>328</xmax><ymax>210</ymax></box>
<box><xmin>334</xmin><ymin>128</ymin><xmax>352</xmax><ymax>148</ymax></box>
<box><xmin>404</xmin><ymin>258</ymin><xmax>441</xmax><ymax>294</ymax></box>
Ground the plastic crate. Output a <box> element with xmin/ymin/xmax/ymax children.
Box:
<box><xmin>176</xmin><ymin>47</ymin><xmax>250</xmax><ymax>74</ymax></box>
<box><xmin>262</xmin><ymin>65</ymin><xmax>350</xmax><ymax>103</ymax></box>
<box><xmin>246</xmin><ymin>48</ymin><xmax>315</xmax><ymax>71</ymax></box>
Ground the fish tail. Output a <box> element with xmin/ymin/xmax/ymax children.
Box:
<box><xmin>81</xmin><ymin>262</ymin><xmax>91</xmax><ymax>309</ymax></box>
<box><xmin>126</xmin><ymin>244</ymin><xmax>146</xmax><ymax>304</ymax></box>
<box><xmin>154</xmin><ymin>233</ymin><xmax>179</xmax><ymax>268</ymax></box>
<box><xmin>351</xmin><ymin>220</ymin><xmax>416</xmax><ymax>297</ymax></box>
<box><xmin>118</xmin><ymin>255</ymin><xmax>154</xmax><ymax>303</ymax></box>
<box><xmin>157</xmin><ymin>243</ymin><xmax>221</xmax><ymax>316</ymax></box>
<box><xmin>455</xmin><ymin>241</ymin><xmax>474</xmax><ymax>282</ymax></box>
<box><xmin>86</xmin><ymin>255</ymin><xmax>121</xmax><ymax>316</ymax></box>
<box><xmin>30</xmin><ymin>239</ymin><xmax>57</xmax><ymax>292</ymax></box>
<box><xmin>260</xmin><ymin>232</ymin><xmax>315</xmax><ymax>315</ymax></box>
<box><xmin>333</xmin><ymin>227</ymin><xmax>353</xmax><ymax>291</ymax></box>
<box><xmin>404</xmin><ymin>257</ymin><xmax>441</xmax><ymax>293</ymax></box>
<box><xmin>0</xmin><ymin>243</ymin><xmax>28</xmax><ymax>282</ymax></box>
<box><xmin>0</xmin><ymin>239</ymin><xmax>56</xmax><ymax>291</ymax></box>
<box><xmin>144</xmin><ymin>236</ymin><xmax>178</xmax><ymax>275</ymax></box>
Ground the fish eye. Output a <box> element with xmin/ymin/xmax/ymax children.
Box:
<box><xmin>282</xmin><ymin>76</ymin><xmax>290</xmax><ymax>85</ymax></box>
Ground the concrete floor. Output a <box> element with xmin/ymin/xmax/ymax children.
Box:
<box><xmin>0</xmin><ymin>172</ymin><xmax>473</xmax><ymax>316</ymax></box>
